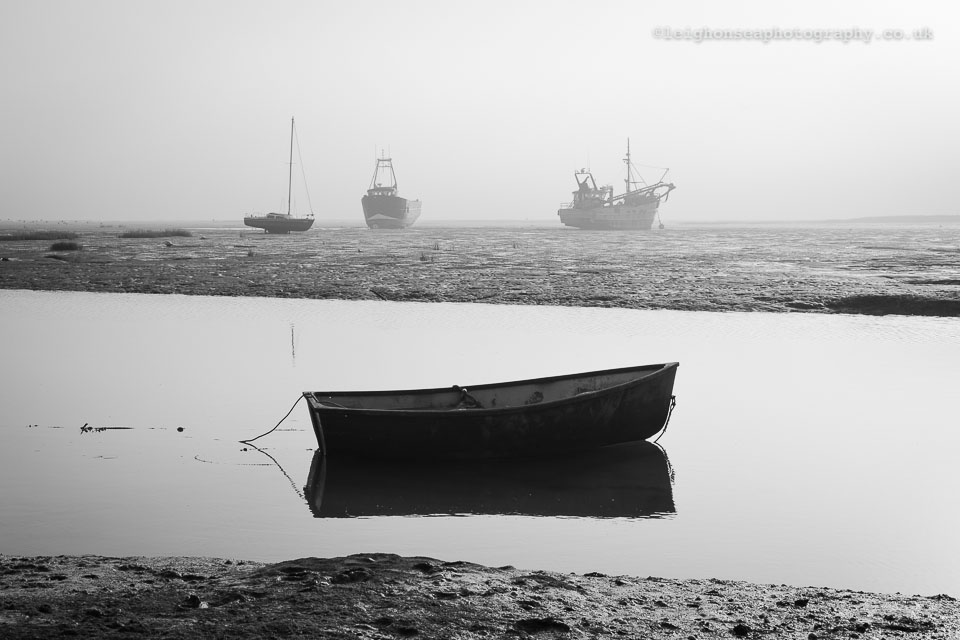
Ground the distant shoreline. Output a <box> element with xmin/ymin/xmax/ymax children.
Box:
<box><xmin>689</xmin><ymin>214</ymin><xmax>960</xmax><ymax>225</ymax></box>
<box><xmin>1</xmin><ymin>214</ymin><xmax>958</xmax><ymax>230</ymax></box>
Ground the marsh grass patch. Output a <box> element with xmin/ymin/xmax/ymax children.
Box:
<box><xmin>1</xmin><ymin>231</ymin><xmax>79</xmax><ymax>241</ymax></box>
<box><xmin>119</xmin><ymin>229</ymin><xmax>193</xmax><ymax>239</ymax></box>
<box><xmin>49</xmin><ymin>241</ymin><xmax>82</xmax><ymax>251</ymax></box>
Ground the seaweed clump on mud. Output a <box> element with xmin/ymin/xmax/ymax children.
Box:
<box><xmin>48</xmin><ymin>241</ymin><xmax>81</xmax><ymax>252</ymax></box>
<box><xmin>118</xmin><ymin>229</ymin><xmax>193</xmax><ymax>239</ymax></box>
<box><xmin>0</xmin><ymin>554</ymin><xmax>957</xmax><ymax>639</ymax></box>
<box><xmin>0</xmin><ymin>231</ymin><xmax>78</xmax><ymax>242</ymax></box>
<box><xmin>826</xmin><ymin>293</ymin><xmax>960</xmax><ymax>316</ymax></box>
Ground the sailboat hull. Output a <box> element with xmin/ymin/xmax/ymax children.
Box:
<box><xmin>243</xmin><ymin>216</ymin><xmax>314</xmax><ymax>233</ymax></box>
<box><xmin>362</xmin><ymin>195</ymin><xmax>421</xmax><ymax>229</ymax></box>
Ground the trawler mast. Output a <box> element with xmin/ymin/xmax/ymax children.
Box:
<box><xmin>623</xmin><ymin>138</ymin><xmax>648</xmax><ymax>196</ymax></box>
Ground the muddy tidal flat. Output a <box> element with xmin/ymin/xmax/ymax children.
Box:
<box><xmin>2</xmin><ymin>554</ymin><xmax>958</xmax><ymax>639</ymax></box>
<box><xmin>1</xmin><ymin>221</ymin><xmax>959</xmax><ymax>316</ymax></box>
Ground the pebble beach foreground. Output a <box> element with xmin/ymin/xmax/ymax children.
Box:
<box><xmin>1</xmin><ymin>554</ymin><xmax>957</xmax><ymax>639</ymax></box>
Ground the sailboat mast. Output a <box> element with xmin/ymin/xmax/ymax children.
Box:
<box><xmin>287</xmin><ymin>117</ymin><xmax>294</xmax><ymax>216</ymax></box>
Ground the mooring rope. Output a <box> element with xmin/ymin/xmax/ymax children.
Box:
<box><xmin>652</xmin><ymin>395</ymin><xmax>677</xmax><ymax>444</ymax></box>
<box><xmin>239</xmin><ymin>394</ymin><xmax>304</xmax><ymax>445</ymax></box>
<box><xmin>245</xmin><ymin>441</ymin><xmax>306</xmax><ymax>501</ymax></box>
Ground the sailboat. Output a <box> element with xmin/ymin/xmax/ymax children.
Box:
<box><xmin>244</xmin><ymin>118</ymin><xmax>315</xmax><ymax>233</ymax></box>
<box><xmin>557</xmin><ymin>139</ymin><xmax>675</xmax><ymax>230</ymax></box>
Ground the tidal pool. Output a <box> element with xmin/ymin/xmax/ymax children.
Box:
<box><xmin>1</xmin><ymin>289</ymin><xmax>957</xmax><ymax>596</ymax></box>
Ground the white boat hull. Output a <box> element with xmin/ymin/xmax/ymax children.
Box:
<box><xmin>558</xmin><ymin>201</ymin><xmax>659</xmax><ymax>230</ymax></box>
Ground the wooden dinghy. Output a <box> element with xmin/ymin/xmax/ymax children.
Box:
<box><xmin>303</xmin><ymin>362</ymin><xmax>678</xmax><ymax>460</ymax></box>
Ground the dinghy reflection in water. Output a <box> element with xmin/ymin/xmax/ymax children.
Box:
<box><xmin>304</xmin><ymin>441</ymin><xmax>675</xmax><ymax>518</ymax></box>
<box><xmin>303</xmin><ymin>363</ymin><xmax>678</xmax><ymax>460</ymax></box>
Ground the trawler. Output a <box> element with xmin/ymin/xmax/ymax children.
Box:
<box><xmin>244</xmin><ymin>118</ymin><xmax>315</xmax><ymax>234</ymax></box>
<box><xmin>558</xmin><ymin>140</ymin><xmax>675</xmax><ymax>230</ymax></box>
<box><xmin>361</xmin><ymin>154</ymin><xmax>421</xmax><ymax>229</ymax></box>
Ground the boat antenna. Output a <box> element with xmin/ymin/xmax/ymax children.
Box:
<box><xmin>287</xmin><ymin>117</ymin><xmax>294</xmax><ymax>216</ymax></box>
<box><xmin>624</xmin><ymin>138</ymin><xmax>631</xmax><ymax>194</ymax></box>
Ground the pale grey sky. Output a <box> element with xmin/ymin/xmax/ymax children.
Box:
<box><xmin>1</xmin><ymin>0</ymin><xmax>957</xmax><ymax>223</ymax></box>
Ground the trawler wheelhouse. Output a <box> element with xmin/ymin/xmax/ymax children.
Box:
<box><xmin>367</xmin><ymin>155</ymin><xmax>400</xmax><ymax>196</ymax></box>
<box><xmin>571</xmin><ymin>170</ymin><xmax>614</xmax><ymax>209</ymax></box>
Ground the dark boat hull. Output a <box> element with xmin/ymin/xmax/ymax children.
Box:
<box><xmin>243</xmin><ymin>216</ymin><xmax>314</xmax><ymax>233</ymax></box>
<box><xmin>304</xmin><ymin>362</ymin><xmax>678</xmax><ymax>460</ymax></box>
<box><xmin>361</xmin><ymin>194</ymin><xmax>421</xmax><ymax>229</ymax></box>
<box><xmin>304</xmin><ymin>440</ymin><xmax>675</xmax><ymax>517</ymax></box>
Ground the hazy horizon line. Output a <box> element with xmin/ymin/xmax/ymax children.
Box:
<box><xmin>3</xmin><ymin>213</ymin><xmax>958</xmax><ymax>230</ymax></box>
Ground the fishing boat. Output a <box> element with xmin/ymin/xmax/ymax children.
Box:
<box><xmin>361</xmin><ymin>153</ymin><xmax>421</xmax><ymax>229</ymax></box>
<box><xmin>304</xmin><ymin>440</ymin><xmax>675</xmax><ymax>518</ymax></box>
<box><xmin>558</xmin><ymin>140</ymin><xmax>675</xmax><ymax>230</ymax></box>
<box><xmin>244</xmin><ymin>117</ymin><xmax>315</xmax><ymax>234</ymax></box>
<box><xmin>303</xmin><ymin>362</ymin><xmax>678</xmax><ymax>460</ymax></box>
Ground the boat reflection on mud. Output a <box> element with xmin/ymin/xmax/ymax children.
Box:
<box><xmin>304</xmin><ymin>441</ymin><xmax>675</xmax><ymax>519</ymax></box>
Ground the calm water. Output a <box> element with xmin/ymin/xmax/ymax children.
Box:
<box><xmin>1</xmin><ymin>289</ymin><xmax>957</xmax><ymax>596</ymax></box>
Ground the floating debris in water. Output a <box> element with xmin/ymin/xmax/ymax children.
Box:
<box><xmin>80</xmin><ymin>422</ymin><xmax>134</xmax><ymax>434</ymax></box>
